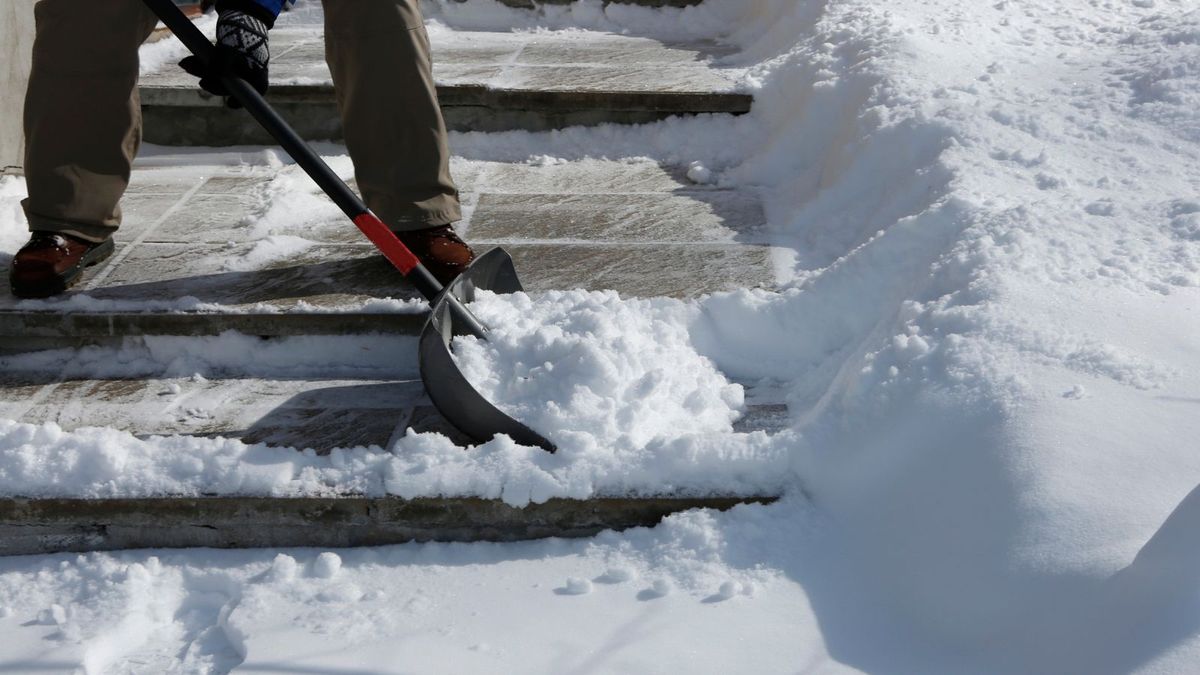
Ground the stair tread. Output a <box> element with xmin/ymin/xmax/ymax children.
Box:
<box><xmin>138</xmin><ymin>27</ymin><xmax>752</xmax><ymax>139</ymax></box>
<box><xmin>0</xmin><ymin>374</ymin><xmax>790</xmax><ymax>453</ymax></box>
<box><xmin>141</xmin><ymin>28</ymin><xmax>747</xmax><ymax>99</ymax></box>
<box><xmin>0</xmin><ymin>158</ymin><xmax>777</xmax><ymax>337</ymax></box>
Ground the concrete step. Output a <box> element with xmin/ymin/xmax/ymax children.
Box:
<box><xmin>140</xmin><ymin>27</ymin><xmax>751</xmax><ymax>143</ymax></box>
<box><xmin>0</xmin><ymin>158</ymin><xmax>776</xmax><ymax>342</ymax></box>
<box><xmin>0</xmin><ymin>495</ymin><xmax>777</xmax><ymax>555</ymax></box>
<box><xmin>0</xmin><ymin>373</ymin><xmax>790</xmax><ymax>453</ymax></box>
<box><xmin>0</xmin><ymin>370</ymin><xmax>786</xmax><ymax>554</ymax></box>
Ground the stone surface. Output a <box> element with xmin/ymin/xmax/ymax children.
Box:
<box><xmin>497</xmin><ymin>243</ymin><xmax>774</xmax><ymax>298</ymax></box>
<box><xmin>467</xmin><ymin>192</ymin><xmax>767</xmax><ymax>243</ymax></box>
<box><xmin>84</xmin><ymin>242</ymin><xmax>413</xmax><ymax>307</ymax></box>
<box><xmin>2</xmin><ymin>375</ymin><xmax>426</xmax><ymax>451</ymax></box>
<box><xmin>0</xmin><ymin>495</ymin><xmax>777</xmax><ymax>555</ymax></box>
<box><xmin>0</xmin><ymin>158</ymin><xmax>776</xmax><ymax>338</ymax></box>
<box><xmin>0</xmin><ymin>373</ymin><xmax>786</xmax><ymax>453</ymax></box>
<box><xmin>139</xmin><ymin>27</ymin><xmax>751</xmax><ymax>142</ymax></box>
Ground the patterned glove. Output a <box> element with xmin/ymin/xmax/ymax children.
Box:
<box><xmin>180</xmin><ymin>8</ymin><xmax>270</xmax><ymax>108</ymax></box>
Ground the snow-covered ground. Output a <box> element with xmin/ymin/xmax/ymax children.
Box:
<box><xmin>3</xmin><ymin>0</ymin><xmax>1200</xmax><ymax>671</ymax></box>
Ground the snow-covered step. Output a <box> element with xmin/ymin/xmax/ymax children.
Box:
<box><xmin>0</xmin><ymin>495</ymin><xmax>776</xmax><ymax>556</ymax></box>
<box><xmin>0</xmin><ymin>159</ymin><xmax>775</xmax><ymax>343</ymax></box>
<box><xmin>0</xmin><ymin>373</ymin><xmax>789</xmax><ymax>453</ymax></box>
<box><xmin>139</xmin><ymin>27</ymin><xmax>751</xmax><ymax>143</ymax></box>
<box><xmin>0</xmin><ymin>366</ymin><xmax>786</xmax><ymax>554</ymax></box>
<box><xmin>0</xmin><ymin>374</ymin><xmax>434</xmax><ymax>451</ymax></box>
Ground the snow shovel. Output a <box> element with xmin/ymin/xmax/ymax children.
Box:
<box><xmin>144</xmin><ymin>0</ymin><xmax>556</xmax><ymax>452</ymax></box>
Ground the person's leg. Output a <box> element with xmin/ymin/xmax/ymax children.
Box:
<box><xmin>21</xmin><ymin>0</ymin><xmax>159</xmax><ymax>243</ymax></box>
<box><xmin>322</xmin><ymin>0</ymin><xmax>461</xmax><ymax>231</ymax></box>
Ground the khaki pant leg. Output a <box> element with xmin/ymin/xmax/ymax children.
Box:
<box><xmin>323</xmin><ymin>0</ymin><xmax>461</xmax><ymax>230</ymax></box>
<box><xmin>22</xmin><ymin>0</ymin><xmax>158</xmax><ymax>243</ymax></box>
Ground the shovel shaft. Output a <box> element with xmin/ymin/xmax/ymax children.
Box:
<box><xmin>141</xmin><ymin>0</ymin><xmax>453</xmax><ymax>308</ymax></box>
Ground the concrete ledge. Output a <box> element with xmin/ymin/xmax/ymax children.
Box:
<box><xmin>0</xmin><ymin>495</ymin><xmax>778</xmax><ymax>555</ymax></box>
<box><xmin>0</xmin><ymin>311</ymin><xmax>427</xmax><ymax>339</ymax></box>
<box><xmin>140</xmin><ymin>85</ymin><xmax>753</xmax><ymax>144</ymax></box>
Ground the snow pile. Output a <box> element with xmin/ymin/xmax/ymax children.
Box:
<box><xmin>454</xmin><ymin>290</ymin><xmax>744</xmax><ymax>449</ymax></box>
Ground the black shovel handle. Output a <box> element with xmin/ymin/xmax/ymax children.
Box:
<box><xmin>143</xmin><ymin>0</ymin><xmax>488</xmax><ymax>337</ymax></box>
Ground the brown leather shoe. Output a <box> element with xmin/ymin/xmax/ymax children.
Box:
<box><xmin>395</xmin><ymin>225</ymin><xmax>475</xmax><ymax>286</ymax></box>
<box><xmin>9</xmin><ymin>232</ymin><xmax>116</xmax><ymax>299</ymax></box>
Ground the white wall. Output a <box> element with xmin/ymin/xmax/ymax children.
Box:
<box><xmin>1</xmin><ymin>0</ymin><xmax>35</xmax><ymax>175</ymax></box>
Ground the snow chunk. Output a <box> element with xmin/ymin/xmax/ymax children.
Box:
<box><xmin>39</xmin><ymin>604</ymin><xmax>68</xmax><ymax>627</ymax></box>
<box><xmin>312</xmin><ymin>553</ymin><xmax>343</xmax><ymax>579</ymax></box>
<box><xmin>559</xmin><ymin>577</ymin><xmax>593</xmax><ymax>596</ymax></box>
<box><xmin>686</xmin><ymin>161</ymin><xmax>714</xmax><ymax>184</ymax></box>
<box><xmin>644</xmin><ymin>579</ymin><xmax>673</xmax><ymax>599</ymax></box>
<box><xmin>711</xmin><ymin>580</ymin><xmax>741</xmax><ymax>602</ymax></box>
<box><xmin>270</xmin><ymin>554</ymin><xmax>299</xmax><ymax>582</ymax></box>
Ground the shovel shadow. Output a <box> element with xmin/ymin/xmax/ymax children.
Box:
<box><xmin>179</xmin><ymin>381</ymin><xmax>472</xmax><ymax>455</ymax></box>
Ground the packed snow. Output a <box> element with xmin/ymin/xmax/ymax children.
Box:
<box><xmin>3</xmin><ymin>0</ymin><xmax>1200</xmax><ymax>671</ymax></box>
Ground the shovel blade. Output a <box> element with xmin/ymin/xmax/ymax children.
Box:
<box><xmin>417</xmin><ymin>248</ymin><xmax>557</xmax><ymax>452</ymax></box>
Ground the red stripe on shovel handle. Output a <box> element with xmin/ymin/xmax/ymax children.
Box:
<box><xmin>353</xmin><ymin>212</ymin><xmax>421</xmax><ymax>275</ymax></box>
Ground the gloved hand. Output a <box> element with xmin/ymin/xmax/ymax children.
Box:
<box><xmin>179</xmin><ymin>8</ymin><xmax>270</xmax><ymax>108</ymax></box>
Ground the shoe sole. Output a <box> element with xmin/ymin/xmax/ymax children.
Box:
<box><xmin>10</xmin><ymin>238</ymin><xmax>116</xmax><ymax>299</ymax></box>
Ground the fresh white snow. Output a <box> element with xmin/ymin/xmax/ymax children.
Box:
<box><xmin>3</xmin><ymin>0</ymin><xmax>1200</xmax><ymax>671</ymax></box>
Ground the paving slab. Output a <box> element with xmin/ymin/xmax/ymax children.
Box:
<box><xmin>0</xmin><ymin>495</ymin><xmax>777</xmax><ymax>555</ymax></box>
<box><xmin>139</xmin><ymin>28</ymin><xmax>751</xmax><ymax>143</ymax></box>
<box><xmin>0</xmin><ymin>159</ymin><xmax>776</xmax><ymax>340</ymax></box>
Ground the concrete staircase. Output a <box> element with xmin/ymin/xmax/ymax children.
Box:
<box><xmin>139</xmin><ymin>26</ymin><xmax>752</xmax><ymax>142</ymax></box>
<box><xmin>0</xmin><ymin>10</ymin><xmax>782</xmax><ymax>553</ymax></box>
